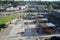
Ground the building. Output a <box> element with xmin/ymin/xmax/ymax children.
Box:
<box><xmin>17</xmin><ymin>4</ymin><xmax>28</xmax><ymax>10</ymax></box>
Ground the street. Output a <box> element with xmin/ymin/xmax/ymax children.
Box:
<box><xmin>0</xmin><ymin>24</ymin><xmax>13</xmax><ymax>40</ymax></box>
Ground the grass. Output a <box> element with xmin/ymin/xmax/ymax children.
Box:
<box><xmin>0</xmin><ymin>14</ymin><xmax>17</xmax><ymax>25</ymax></box>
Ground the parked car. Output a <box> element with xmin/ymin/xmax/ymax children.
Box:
<box><xmin>44</xmin><ymin>28</ymin><xmax>55</xmax><ymax>34</ymax></box>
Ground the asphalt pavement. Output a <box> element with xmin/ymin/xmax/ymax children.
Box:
<box><xmin>0</xmin><ymin>25</ymin><xmax>13</xmax><ymax>40</ymax></box>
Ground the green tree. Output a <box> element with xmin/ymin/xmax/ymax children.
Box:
<box><xmin>46</xmin><ymin>2</ymin><xmax>55</xmax><ymax>13</ymax></box>
<box><xmin>0</xmin><ymin>0</ymin><xmax>2</xmax><ymax>6</ymax></box>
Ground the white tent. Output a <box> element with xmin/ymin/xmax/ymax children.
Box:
<box><xmin>46</xmin><ymin>23</ymin><xmax>55</xmax><ymax>27</ymax></box>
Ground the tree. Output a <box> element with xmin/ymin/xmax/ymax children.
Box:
<box><xmin>0</xmin><ymin>0</ymin><xmax>2</xmax><ymax>6</ymax></box>
<box><xmin>46</xmin><ymin>2</ymin><xmax>54</xmax><ymax>13</ymax></box>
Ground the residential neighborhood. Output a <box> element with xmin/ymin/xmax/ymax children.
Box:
<box><xmin>0</xmin><ymin>0</ymin><xmax>60</xmax><ymax>40</ymax></box>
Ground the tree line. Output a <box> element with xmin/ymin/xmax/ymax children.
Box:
<box><xmin>0</xmin><ymin>1</ymin><xmax>60</xmax><ymax>9</ymax></box>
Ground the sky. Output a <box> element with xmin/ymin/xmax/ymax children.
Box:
<box><xmin>14</xmin><ymin>0</ymin><xmax>60</xmax><ymax>1</ymax></box>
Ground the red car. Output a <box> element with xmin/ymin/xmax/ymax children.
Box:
<box><xmin>44</xmin><ymin>28</ymin><xmax>54</xmax><ymax>34</ymax></box>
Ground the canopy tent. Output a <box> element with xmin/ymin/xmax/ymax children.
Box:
<box><xmin>46</xmin><ymin>23</ymin><xmax>55</xmax><ymax>27</ymax></box>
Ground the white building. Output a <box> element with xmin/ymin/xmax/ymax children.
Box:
<box><xmin>17</xmin><ymin>5</ymin><xmax>28</xmax><ymax>10</ymax></box>
<box><xmin>6</xmin><ymin>7</ymin><xmax>19</xmax><ymax>11</ymax></box>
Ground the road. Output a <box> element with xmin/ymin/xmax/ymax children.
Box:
<box><xmin>0</xmin><ymin>18</ymin><xmax>22</xmax><ymax>40</ymax></box>
<box><xmin>0</xmin><ymin>25</ymin><xmax>13</xmax><ymax>40</ymax></box>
